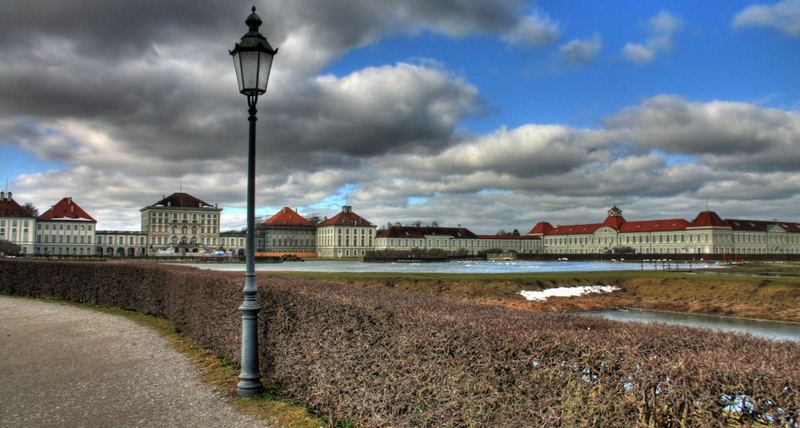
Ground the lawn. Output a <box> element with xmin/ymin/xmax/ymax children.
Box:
<box><xmin>268</xmin><ymin>267</ymin><xmax>800</xmax><ymax>322</ymax></box>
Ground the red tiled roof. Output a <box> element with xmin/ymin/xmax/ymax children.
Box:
<box><xmin>264</xmin><ymin>207</ymin><xmax>314</xmax><ymax>228</ymax></box>
<box><xmin>477</xmin><ymin>235</ymin><xmax>540</xmax><ymax>240</ymax></box>
<box><xmin>618</xmin><ymin>219</ymin><xmax>689</xmax><ymax>233</ymax></box>
<box><xmin>725</xmin><ymin>219</ymin><xmax>800</xmax><ymax>233</ymax></box>
<box><xmin>151</xmin><ymin>192</ymin><xmax>214</xmax><ymax>209</ymax></box>
<box><xmin>0</xmin><ymin>197</ymin><xmax>28</xmax><ymax>217</ymax></box>
<box><xmin>549</xmin><ymin>223</ymin><xmax>604</xmax><ymax>235</ymax></box>
<box><xmin>38</xmin><ymin>197</ymin><xmax>96</xmax><ymax>222</ymax></box>
<box><xmin>377</xmin><ymin>226</ymin><xmax>477</xmax><ymax>239</ymax></box>
<box><xmin>689</xmin><ymin>211</ymin><xmax>729</xmax><ymax>228</ymax></box>
<box><xmin>527</xmin><ymin>222</ymin><xmax>554</xmax><ymax>235</ymax></box>
<box><xmin>602</xmin><ymin>215</ymin><xmax>626</xmax><ymax>230</ymax></box>
<box><xmin>318</xmin><ymin>207</ymin><xmax>374</xmax><ymax>227</ymax></box>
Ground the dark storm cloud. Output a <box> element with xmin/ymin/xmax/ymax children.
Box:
<box><xmin>0</xmin><ymin>0</ymin><xmax>541</xmax><ymax>176</ymax></box>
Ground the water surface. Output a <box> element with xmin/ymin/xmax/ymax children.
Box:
<box><xmin>185</xmin><ymin>259</ymin><xmax>719</xmax><ymax>274</ymax></box>
<box><xmin>581</xmin><ymin>309</ymin><xmax>800</xmax><ymax>342</ymax></box>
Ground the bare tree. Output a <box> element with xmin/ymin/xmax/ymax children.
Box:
<box><xmin>0</xmin><ymin>240</ymin><xmax>21</xmax><ymax>255</ymax></box>
<box><xmin>20</xmin><ymin>203</ymin><xmax>38</xmax><ymax>217</ymax></box>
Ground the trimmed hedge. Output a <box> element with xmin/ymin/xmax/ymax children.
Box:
<box><xmin>1</xmin><ymin>259</ymin><xmax>798</xmax><ymax>427</ymax></box>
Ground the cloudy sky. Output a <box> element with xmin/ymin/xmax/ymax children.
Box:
<box><xmin>2</xmin><ymin>0</ymin><xmax>799</xmax><ymax>233</ymax></box>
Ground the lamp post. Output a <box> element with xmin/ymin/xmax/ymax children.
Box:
<box><xmin>230</xmin><ymin>6</ymin><xmax>278</xmax><ymax>397</ymax></box>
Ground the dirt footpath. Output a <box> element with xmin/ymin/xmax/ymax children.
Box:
<box><xmin>0</xmin><ymin>296</ymin><xmax>269</xmax><ymax>428</ymax></box>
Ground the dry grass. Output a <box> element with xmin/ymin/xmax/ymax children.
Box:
<box><xmin>276</xmin><ymin>269</ymin><xmax>800</xmax><ymax>322</ymax></box>
<box><xmin>3</xmin><ymin>260</ymin><xmax>798</xmax><ymax>427</ymax></box>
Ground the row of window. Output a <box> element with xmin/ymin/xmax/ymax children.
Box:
<box><xmin>149</xmin><ymin>212</ymin><xmax>218</xmax><ymax>220</ymax></box>
<box><xmin>149</xmin><ymin>225</ymin><xmax>217</xmax><ymax>234</ymax></box>
<box><xmin>35</xmin><ymin>223</ymin><xmax>93</xmax><ymax>231</ymax></box>
<box><xmin>0</xmin><ymin>219</ymin><xmax>31</xmax><ymax>227</ymax></box>
<box><xmin>380</xmin><ymin>238</ymin><xmax>539</xmax><ymax>248</ymax></box>
<box><xmin>37</xmin><ymin>235</ymin><xmax>90</xmax><ymax>244</ymax></box>
<box><xmin>547</xmin><ymin>232</ymin><xmax>800</xmax><ymax>246</ymax></box>
<box><xmin>97</xmin><ymin>236</ymin><xmax>146</xmax><ymax>245</ymax></box>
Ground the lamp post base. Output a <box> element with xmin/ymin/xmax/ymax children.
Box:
<box><xmin>237</xmin><ymin>295</ymin><xmax>263</xmax><ymax>397</ymax></box>
<box><xmin>236</xmin><ymin>378</ymin><xmax>263</xmax><ymax>397</ymax></box>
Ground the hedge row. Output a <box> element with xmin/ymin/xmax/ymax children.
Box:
<box><xmin>1</xmin><ymin>260</ymin><xmax>798</xmax><ymax>427</ymax></box>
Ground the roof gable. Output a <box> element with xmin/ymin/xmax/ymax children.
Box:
<box><xmin>527</xmin><ymin>222</ymin><xmax>554</xmax><ymax>235</ymax></box>
<box><xmin>0</xmin><ymin>197</ymin><xmax>28</xmax><ymax>218</ymax></box>
<box><xmin>38</xmin><ymin>197</ymin><xmax>96</xmax><ymax>222</ymax></box>
<box><xmin>265</xmin><ymin>207</ymin><xmax>314</xmax><ymax>227</ymax></box>
<box><xmin>151</xmin><ymin>192</ymin><xmax>214</xmax><ymax>209</ymax></box>
<box><xmin>690</xmin><ymin>211</ymin><xmax>729</xmax><ymax>228</ymax></box>
<box><xmin>318</xmin><ymin>206</ymin><xmax>374</xmax><ymax>227</ymax></box>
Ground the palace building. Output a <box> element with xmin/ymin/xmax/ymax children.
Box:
<box><xmin>140</xmin><ymin>192</ymin><xmax>222</xmax><ymax>255</ymax></box>
<box><xmin>257</xmin><ymin>206</ymin><xmax>317</xmax><ymax>257</ymax></box>
<box><xmin>316</xmin><ymin>206</ymin><xmax>376</xmax><ymax>258</ymax></box>
<box><xmin>528</xmin><ymin>206</ymin><xmax>800</xmax><ymax>255</ymax></box>
<box><xmin>374</xmin><ymin>226</ymin><xmax>542</xmax><ymax>255</ymax></box>
<box><xmin>95</xmin><ymin>230</ymin><xmax>148</xmax><ymax>257</ymax></box>
<box><xmin>35</xmin><ymin>197</ymin><xmax>96</xmax><ymax>256</ymax></box>
<box><xmin>0</xmin><ymin>191</ymin><xmax>36</xmax><ymax>255</ymax></box>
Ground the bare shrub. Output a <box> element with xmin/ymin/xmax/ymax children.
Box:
<box><xmin>1</xmin><ymin>259</ymin><xmax>798</xmax><ymax>427</ymax></box>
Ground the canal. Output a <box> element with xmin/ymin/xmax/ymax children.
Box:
<box><xmin>580</xmin><ymin>309</ymin><xmax>800</xmax><ymax>342</ymax></box>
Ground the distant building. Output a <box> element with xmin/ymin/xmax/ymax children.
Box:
<box><xmin>140</xmin><ymin>192</ymin><xmax>222</xmax><ymax>255</ymax></box>
<box><xmin>529</xmin><ymin>206</ymin><xmax>800</xmax><ymax>255</ymax></box>
<box><xmin>374</xmin><ymin>225</ymin><xmax>542</xmax><ymax>255</ymax></box>
<box><xmin>316</xmin><ymin>206</ymin><xmax>376</xmax><ymax>258</ymax></box>
<box><xmin>0</xmin><ymin>191</ymin><xmax>36</xmax><ymax>255</ymax></box>
<box><xmin>35</xmin><ymin>197</ymin><xmax>96</xmax><ymax>256</ymax></box>
<box><xmin>95</xmin><ymin>231</ymin><xmax>148</xmax><ymax>257</ymax></box>
<box><xmin>257</xmin><ymin>206</ymin><xmax>316</xmax><ymax>257</ymax></box>
<box><xmin>219</xmin><ymin>231</ymin><xmax>246</xmax><ymax>257</ymax></box>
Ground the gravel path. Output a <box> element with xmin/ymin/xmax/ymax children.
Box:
<box><xmin>0</xmin><ymin>296</ymin><xmax>270</xmax><ymax>428</ymax></box>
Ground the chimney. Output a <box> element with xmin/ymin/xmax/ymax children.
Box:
<box><xmin>7</xmin><ymin>192</ymin><xmax>11</xmax><ymax>200</ymax></box>
<box><xmin>342</xmin><ymin>205</ymin><xmax>352</xmax><ymax>213</ymax></box>
<box><xmin>0</xmin><ymin>191</ymin><xmax>4</xmax><ymax>200</ymax></box>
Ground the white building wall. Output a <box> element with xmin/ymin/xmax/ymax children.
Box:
<box><xmin>0</xmin><ymin>217</ymin><xmax>36</xmax><ymax>254</ymax></box>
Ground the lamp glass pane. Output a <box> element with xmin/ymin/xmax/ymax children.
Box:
<box><xmin>240</xmin><ymin>50</ymin><xmax>259</xmax><ymax>93</ymax></box>
<box><xmin>231</xmin><ymin>51</ymin><xmax>244</xmax><ymax>92</ymax></box>
<box><xmin>257</xmin><ymin>53</ymin><xmax>273</xmax><ymax>92</ymax></box>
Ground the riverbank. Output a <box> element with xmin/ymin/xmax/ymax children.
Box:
<box><xmin>273</xmin><ymin>269</ymin><xmax>800</xmax><ymax>322</ymax></box>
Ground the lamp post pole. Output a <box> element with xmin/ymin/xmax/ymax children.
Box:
<box><xmin>230</xmin><ymin>6</ymin><xmax>278</xmax><ymax>397</ymax></box>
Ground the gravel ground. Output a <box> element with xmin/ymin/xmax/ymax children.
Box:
<box><xmin>0</xmin><ymin>296</ymin><xmax>270</xmax><ymax>428</ymax></box>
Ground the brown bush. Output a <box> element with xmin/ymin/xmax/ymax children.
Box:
<box><xmin>1</xmin><ymin>259</ymin><xmax>798</xmax><ymax>427</ymax></box>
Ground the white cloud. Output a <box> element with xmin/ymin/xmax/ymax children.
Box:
<box><xmin>502</xmin><ymin>13</ymin><xmax>561</xmax><ymax>47</ymax></box>
<box><xmin>621</xmin><ymin>43</ymin><xmax>654</xmax><ymax>64</ymax></box>
<box><xmin>559</xmin><ymin>34</ymin><xmax>603</xmax><ymax>65</ymax></box>
<box><xmin>621</xmin><ymin>11</ymin><xmax>683</xmax><ymax>64</ymax></box>
<box><xmin>733</xmin><ymin>0</ymin><xmax>800</xmax><ymax>37</ymax></box>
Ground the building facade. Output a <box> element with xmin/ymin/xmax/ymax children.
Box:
<box><xmin>219</xmin><ymin>231</ymin><xmax>246</xmax><ymax>257</ymax></box>
<box><xmin>0</xmin><ymin>191</ymin><xmax>36</xmax><ymax>255</ymax></box>
<box><xmin>528</xmin><ymin>207</ymin><xmax>800</xmax><ymax>255</ymax></box>
<box><xmin>316</xmin><ymin>206</ymin><xmax>376</xmax><ymax>258</ymax></box>
<box><xmin>374</xmin><ymin>226</ymin><xmax>542</xmax><ymax>255</ymax></box>
<box><xmin>35</xmin><ymin>197</ymin><xmax>96</xmax><ymax>256</ymax></box>
<box><xmin>257</xmin><ymin>206</ymin><xmax>316</xmax><ymax>257</ymax></box>
<box><xmin>96</xmin><ymin>231</ymin><xmax>148</xmax><ymax>257</ymax></box>
<box><xmin>140</xmin><ymin>192</ymin><xmax>222</xmax><ymax>255</ymax></box>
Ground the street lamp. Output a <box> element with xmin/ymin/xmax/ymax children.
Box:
<box><xmin>230</xmin><ymin>6</ymin><xmax>278</xmax><ymax>397</ymax></box>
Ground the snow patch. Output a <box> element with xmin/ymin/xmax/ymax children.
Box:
<box><xmin>520</xmin><ymin>285</ymin><xmax>620</xmax><ymax>302</ymax></box>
